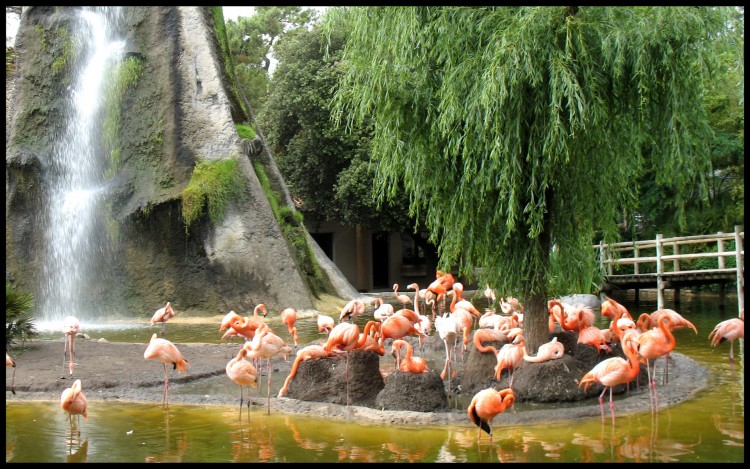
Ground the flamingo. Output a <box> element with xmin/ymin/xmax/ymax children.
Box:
<box><xmin>649</xmin><ymin>309</ymin><xmax>699</xmax><ymax>335</ymax></box>
<box><xmin>244</xmin><ymin>323</ymin><xmax>292</xmax><ymax>414</ymax></box>
<box><xmin>150</xmin><ymin>302</ymin><xmax>175</xmax><ymax>336</ymax></box>
<box><xmin>225</xmin><ymin>347</ymin><xmax>258</xmax><ymax>415</ymax></box>
<box><xmin>324</xmin><ymin>322</ymin><xmax>368</xmax><ymax>406</ymax></box>
<box><xmin>578</xmin><ymin>331</ymin><xmax>641</xmax><ymax>422</ymax></box>
<box><xmin>637</xmin><ymin>315</ymin><xmax>676</xmax><ymax>394</ymax></box>
<box><xmin>278</xmin><ymin>343</ymin><xmax>328</xmax><ymax>397</ymax></box>
<box><xmin>339</xmin><ymin>299</ymin><xmax>365</xmax><ymax>323</ymax></box>
<box><xmin>708</xmin><ymin>309</ymin><xmax>744</xmax><ymax>362</ymax></box>
<box><xmin>523</xmin><ymin>336</ymin><xmax>565</xmax><ymax>362</ymax></box>
<box><xmin>62</xmin><ymin>316</ymin><xmax>80</xmax><ymax>376</ymax></box>
<box><xmin>435</xmin><ymin>312</ymin><xmax>459</xmax><ymax>390</ymax></box>
<box><xmin>60</xmin><ymin>378</ymin><xmax>88</xmax><ymax>435</ymax></box>
<box><xmin>562</xmin><ymin>305</ymin><xmax>596</xmax><ymax>332</ymax></box>
<box><xmin>472</xmin><ymin>328</ymin><xmax>508</xmax><ymax>353</ymax></box>
<box><xmin>373</xmin><ymin>297</ymin><xmax>395</xmax><ymax>322</ymax></box>
<box><xmin>407</xmin><ymin>283</ymin><xmax>432</xmax><ymax>340</ymax></box>
<box><xmin>601</xmin><ymin>295</ymin><xmax>630</xmax><ymax>320</ymax></box>
<box><xmin>484</xmin><ymin>284</ymin><xmax>497</xmax><ymax>309</ymax></box>
<box><xmin>448</xmin><ymin>282</ymin><xmax>482</xmax><ymax>318</ymax></box>
<box><xmin>393</xmin><ymin>283</ymin><xmax>412</xmax><ymax>309</ymax></box>
<box><xmin>6</xmin><ymin>353</ymin><xmax>16</xmax><ymax>395</ymax></box>
<box><xmin>280</xmin><ymin>307</ymin><xmax>299</xmax><ymax>347</ymax></box>
<box><xmin>468</xmin><ymin>387</ymin><xmax>515</xmax><ymax>443</ymax></box>
<box><xmin>578</xmin><ymin>325</ymin><xmax>613</xmax><ymax>354</ymax></box>
<box><xmin>494</xmin><ymin>330</ymin><xmax>526</xmax><ymax>388</ymax></box>
<box><xmin>378</xmin><ymin>312</ymin><xmax>426</xmax><ymax>349</ymax></box>
<box><xmin>317</xmin><ymin>313</ymin><xmax>335</xmax><ymax>335</ymax></box>
<box><xmin>391</xmin><ymin>339</ymin><xmax>428</xmax><ymax>374</ymax></box>
<box><xmin>143</xmin><ymin>333</ymin><xmax>190</xmax><ymax>407</ymax></box>
<box><xmin>222</xmin><ymin>305</ymin><xmax>267</xmax><ymax>340</ymax></box>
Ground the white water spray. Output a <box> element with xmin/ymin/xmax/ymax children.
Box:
<box><xmin>40</xmin><ymin>7</ymin><xmax>125</xmax><ymax>323</ymax></box>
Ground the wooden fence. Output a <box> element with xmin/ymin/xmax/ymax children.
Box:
<box><xmin>595</xmin><ymin>225</ymin><xmax>744</xmax><ymax>314</ymax></box>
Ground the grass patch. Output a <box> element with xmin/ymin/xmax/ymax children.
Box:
<box><xmin>104</xmin><ymin>56</ymin><xmax>143</xmax><ymax>178</ymax></box>
<box><xmin>181</xmin><ymin>158</ymin><xmax>245</xmax><ymax>232</ymax></box>
<box><xmin>235</xmin><ymin>123</ymin><xmax>256</xmax><ymax>140</ymax></box>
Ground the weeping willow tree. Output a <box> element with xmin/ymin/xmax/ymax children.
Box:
<box><xmin>322</xmin><ymin>6</ymin><xmax>734</xmax><ymax>352</ymax></box>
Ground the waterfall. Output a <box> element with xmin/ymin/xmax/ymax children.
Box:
<box><xmin>39</xmin><ymin>7</ymin><xmax>125</xmax><ymax>324</ymax></box>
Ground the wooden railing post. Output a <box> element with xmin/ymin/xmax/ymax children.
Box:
<box><xmin>735</xmin><ymin>225</ymin><xmax>744</xmax><ymax>316</ymax></box>
<box><xmin>656</xmin><ymin>233</ymin><xmax>664</xmax><ymax>310</ymax></box>
<box><xmin>717</xmin><ymin>233</ymin><xmax>726</xmax><ymax>269</ymax></box>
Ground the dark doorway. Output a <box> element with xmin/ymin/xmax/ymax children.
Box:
<box><xmin>372</xmin><ymin>232</ymin><xmax>389</xmax><ymax>289</ymax></box>
<box><xmin>311</xmin><ymin>232</ymin><xmax>333</xmax><ymax>260</ymax></box>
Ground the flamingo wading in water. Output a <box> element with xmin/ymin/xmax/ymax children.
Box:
<box><xmin>708</xmin><ymin>309</ymin><xmax>744</xmax><ymax>363</ymax></box>
<box><xmin>150</xmin><ymin>302</ymin><xmax>175</xmax><ymax>335</ymax></box>
<box><xmin>61</xmin><ymin>378</ymin><xmax>88</xmax><ymax>435</ymax></box>
<box><xmin>6</xmin><ymin>353</ymin><xmax>17</xmax><ymax>395</ymax></box>
<box><xmin>468</xmin><ymin>387</ymin><xmax>515</xmax><ymax>443</ymax></box>
<box><xmin>225</xmin><ymin>347</ymin><xmax>258</xmax><ymax>416</ymax></box>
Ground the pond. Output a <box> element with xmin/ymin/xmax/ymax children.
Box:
<box><xmin>5</xmin><ymin>292</ymin><xmax>744</xmax><ymax>462</ymax></box>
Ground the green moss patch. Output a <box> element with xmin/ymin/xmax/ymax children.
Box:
<box><xmin>181</xmin><ymin>158</ymin><xmax>245</xmax><ymax>231</ymax></box>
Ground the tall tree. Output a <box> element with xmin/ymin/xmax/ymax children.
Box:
<box><xmin>225</xmin><ymin>7</ymin><xmax>315</xmax><ymax>112</ymax></box>
<box><xmin>323</xmin><ymin>6</ymin><xmax>735</xmax><ymax>351</ymax></box>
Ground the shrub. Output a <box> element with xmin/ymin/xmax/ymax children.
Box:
<box><xmin>6</xmin><ymin>281</ymin><xmax>37</xmax><ymax>351</ymax></box>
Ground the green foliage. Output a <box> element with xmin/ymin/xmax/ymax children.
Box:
<box><xmin>181</xmin><ymin>158</ymin><xmax>245</xmax><ymax>231</ymax></box>
<box><xmin>225</xmin><ymin>7</ymin><xmax>316</xmax><ymax>113</ymax></box>
<box><xmin>6</xmin><ymin>281</ymin><xmax>37</xmax><ymax>351</ymax></box>
<box><xmin>261</xmin><ymin>22</ymin><xmax>416</xmax><ymax>233</ymax></box>
<box><xmin>51</xmin><ymin>27</ymin><xmax>73</xmax><ymax>75</ymax></box>
<box><xmin>211</xmin><ymin>6</ymin><xmax>249</xmax><ymax>121</ymax></box>
<box><xmin>252</xmin><ymin>161</ymin><xmax>332</xmax><ymax>297</ymax></box>
<box><xmin>103</xmin><ymin>56</ymin><xmax>143</xmax><ymax>178</ymax></box>
<box><xmin>235</xmin><ymin>123</ymin><xmax>256</xmax><ymax>140</ymax></box>
<box><xmin>323</xmin><ymin>7</ymin><xmax>735</xmax><ymax>347</ymax></box>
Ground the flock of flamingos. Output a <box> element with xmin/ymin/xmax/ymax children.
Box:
<box><xmin>5</xmin><ymin>270</ymin><xmax>745</xmax><ymax>443</ymax></box>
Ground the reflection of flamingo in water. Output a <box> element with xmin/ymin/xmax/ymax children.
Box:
<box><xmin>62</xmin><ymin>316</ymin><xmax>80</xmax><ymax>376</ymax></box>
<box><xmin>468</xmin><ymin>387</ymin><xmax>515</xmax><ymax>443</ymax></box>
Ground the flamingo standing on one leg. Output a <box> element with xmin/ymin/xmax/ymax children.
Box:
<box><xmin>62</xmin><ymin>316</ymin><xmax>80</xmax><ymax>376</ymax></box>
<box><xmin>144</xmin><ymin>333</ymin><xmax>190</xmax><ymax>407</ymax></box>
<box><xmin>578</xmin><ymin>331</ymin><xmax>641</xmax><ymax>423</ymax></box>
<box><xmin>226</xmin><ymin>347</ymin><xmax>258</xmax><ymax>416</ymax></box>
<box><xmin>708</xmin><ymin>309</ymin><xmax>744</xmax><ymax>363</ymax></box>
<box><xmin>150</xmin><ymin>302</ymin><xmax>175</xmax><ymax>336</ymax></box>
<box><xmin>6</xmin><ymin>353</ymin><xmax>17</xmax><ymax>395</ymax></box>
<box><xmin>468</xmin><ymin>387</ymin><xmax>515</xmax><ymax>443</ymax></box>
<box><xmin>61</xmin><ymin>379</ymin><xmax>88</xmax><ymax>435</ymax></box>
<box><xmin>280</xmin><ymin>307</ymin><xmax>299</xmax><ymax>347</ymax></box>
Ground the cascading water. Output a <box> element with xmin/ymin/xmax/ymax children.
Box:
<box><xmin>38</xmin><ymin>7</ymin><xmax>125</xmax><ymax>326</ymax></box>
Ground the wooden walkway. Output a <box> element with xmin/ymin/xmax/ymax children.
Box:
<box><xmin>596</xmin><ymin>225</ymin><xmax>744</xmax><ymax>314</ymax></box>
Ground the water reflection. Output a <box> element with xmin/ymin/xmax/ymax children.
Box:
<box><xmin>66</xmin><ymin>437</ymin><xmax>88</xmax><ymax>463</ymax></box>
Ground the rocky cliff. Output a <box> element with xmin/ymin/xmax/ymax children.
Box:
<box><xmin>5</xmin><ymin>6</ymin><xmax>355</xmax><ymax>319</ymax></box>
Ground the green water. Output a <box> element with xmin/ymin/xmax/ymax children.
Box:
<box><xmin>5</xmin><ymin>293</ymin><xmax>744</xmax><ymax>462</ymax></box>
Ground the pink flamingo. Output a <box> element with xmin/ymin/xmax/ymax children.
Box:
<box><xmin>393</xmin><ymin>283</ymin><xmax>413</xmax><ymax>309</ymax></box>
<box><xmin>144</xmin><ymin>333</ymin><xmax>190</xmax><ymax>406</ymax></box>
<box><xmin>468</xmin><ymin>388</ymin><xmax>515</xmax><ymax>443</ymax></box>
<box><xmin>708</xmin><ymin>309</ymin><xmax>744</xmax><ymax>362</ymax></box>
<box><xmin>61</xmin><ymin>378</ymin><xmax>88</xmax><ymax>435</ymax></box>
<box><xmin>244</xmin><ymin>323</ymin><xmax>292</xmax><ymax>414</ymax></box>
<box><xmin>150</xmin><ymin>302</ymin><xmax>175</xmax><ymax>335</ymax></box>
<box><xmin>280</xmin><ymin>307</ymin><xmax>299</xmax><ymax>347</ymax></box>
<box><xmin>226</xmin><ymin>347</ymin><xmax>258</xmax><ymax>414</ymax></box>
<box><xmin>62</xmin><ymin>316</ymin><xmax>80</xmax><ymax>376</ymax></box>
